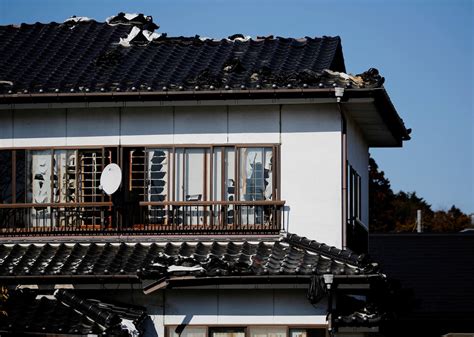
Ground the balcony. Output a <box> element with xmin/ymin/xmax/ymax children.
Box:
<box><xmin>0</xmin><ymin>200</ymin><xmax>285</xmax><ymax>236</ymax></box>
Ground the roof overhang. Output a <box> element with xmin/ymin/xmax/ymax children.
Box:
<box><xmin>342</xmin><ymin>89</ymin><xmax>409</xmax><ymax>147</ymax></box>
<box><xmin>143</xmin><ymin>275</ymin><xmax>313</xmax><ymax>294</ymax></box>
<box><xmin>0</xmin><ymin>87</ymin><xmax>409</xmax><ymax>147</ymax></box>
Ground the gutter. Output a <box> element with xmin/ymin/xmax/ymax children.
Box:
<box><xmin>143</xmin><ymin>274</ymin><xmax>314</xmax><ymax>294</ymax></box>
<box><xmin>335</xmin><ymin>88</ymin><xmax>348</xmax><ymax>249</ymax></box>
<box><xmin>0</xmin><ymin>88</ymin><xmax>339</xmax><ymax>103</ymax></box>
<box><xmin>0</xmin><ymin>274</ymin><xmax>140</xmax><ymax>284</ymax></box>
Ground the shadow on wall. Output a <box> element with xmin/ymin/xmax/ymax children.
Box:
<box><xmin>143</xmin><ymin>317</ymin><xmax>159</xmax><ymax>337</ymax></box>
<box><xmin>174</xmin><ymin>315</ymin><xmax>193</xmax><ymax>335</ymax></box>
<box><xmin>164</xmin><ymin>289</ymin><xmax>327</xmax><ymax>317</ymax></box>
<box><xmin>0</xmin><ymin>105</ymin><xmax>341</xmax><ymax>140</ymax></box>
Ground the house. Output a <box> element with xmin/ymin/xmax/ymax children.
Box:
<box><xmin>0</xmin><ymin>13</ymin><xmax>409</xmax><ymax>337</ymax></box>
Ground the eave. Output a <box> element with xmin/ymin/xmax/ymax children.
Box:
<box><xmin>0</xmin><ymin>87</ymin><xmax>409</xmax><ymax>147</ymax></box>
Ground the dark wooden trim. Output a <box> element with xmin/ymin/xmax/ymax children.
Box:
<box><xmin>272</xmin><ymin>145</ymin><xmax>276</xmax><ymax>201</ymax></box>
<box><xmin>1</xmin><ymin>144</ymin><xmax>278</xmax><ymax>151</ymax></box>
<box><xmin>181</xmin><ymin>148</ymin><xmax>185</xmax><ymax>201</ymax></box>
<box><xmin>74</xmin><ymin>149</ymin><xmax>79</xmax><ymax>203</ymax></box>
<box><xmin>139</xmin><ymin>200</ymin><xmax>285</xmax><ymax>206</ymax></box>
<box><xmin>209</xmin><ymin>147</ymin><xmax>214</xmax><ymax>202</ymax></box>
<box><xmin>220</xmin><ymin>147</ymin><xmax>225</xmax><ymax>202</ymax></box>
<box><xmin>50</xmin><ymin>149</ymin><xmax>54</xmax><ymax>204</ymax></box>
<box><xmin>172</xmin><ymin>147</ymin><xmax>176</xmax><ymax>202</ymax></box>
<box><xmin>0</xmin><ymin>145</ymin><xmax>109</xmax><ymax>150</ymax></box>
<box><xmin>11</xmin><ymin>150</ymin><xmax>16</xmax><ymax>203</ymax></box>
<box><xmin>0</xmin><ymin>202</ymin><xmax>112</xmax><ymax>208</ymax></box>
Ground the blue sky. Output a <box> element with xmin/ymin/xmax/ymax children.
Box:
<box><xmin>1</xmin><ymin>0</ymin><xmax>473</xmax><ymax>213</ymax></box>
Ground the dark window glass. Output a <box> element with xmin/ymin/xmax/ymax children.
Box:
<box><xmin>348</xmin><ymin>165</ymin><xmax>361</xmax><ymax>222</ymax></box>
<box><xmin>0</xmin><ymin>150</ymin><xmax>12</xmax><ymax>204</ymax></box>
<box><xmin>15</xmin><ymin>150</ymin><xmax>26</xmax><ymax>203</ymax></box>
<box><xmin>290</xmin><ymin>328</ymin><xmax>327</xmax><ymax>337</ymax></box>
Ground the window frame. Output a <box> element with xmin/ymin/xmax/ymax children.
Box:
<box><xmin>0</xmin><ymin>146</ymin><xmax>118</xmax><ymax>206</ymax></box>
<box><xmin>347</xmin><ymin>164</ymin><xmax>362</xmax><ymax>223</ymax></box>
<box><xmin>123</xmin><ymin>143</ymin><xmax>280</xmax><ymax>203</ymax></box>
<box><xmin>1</xmin><ymin>143</ymin><xmax>281</xmax><ymax>205</ymax></box>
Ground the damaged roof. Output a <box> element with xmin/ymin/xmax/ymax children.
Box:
<box><xmin>0</xmin><ymin>13</ymin><xmax>410</xmax><ymax>144</ymax></box>
<box><xmin>0</xmin><ymin>234</ymin><xmax>380</xmax><ymax>285</ymax></box>
<box><xmin>0</xmin><ymin>14</ymin><xmax>370</xmax><ymax>94</ymax></box>
<box><xmin>0</xmin><ymin>288</ymin><xmax>147</xmax><ymax>336</ymax></box>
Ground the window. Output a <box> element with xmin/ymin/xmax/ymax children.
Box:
<box><xmin>239</xmin><ymin>147</ymin><xmax>273</xmax><ymax>202</ymax></box>
<box><xmin>1</xmin><ymin>146</ymin><xmax>279</xmax><ymax>205</ymax></box>
<box><xmin>209</xmin><ymin>328</ymin><xmax>245</xmax><ymax>337</ymax></box>
<box><xmin>347</xmin><ymin>165</ymin><xmax>361</xmax><ymax>222</ymax></box>
<box><xmin>124</xmin><ymin>145</ymin><xmax>278</xmax><ymax>227</ymax></box>
<box><xmin>168</xmin><ymin>326</ymin><xmax>207</xmax><ymax>337</ymax></box>
<box><xmin>289</xmin><ymin>328</ymin><xmax>327</xmax><ymax>337</ymax></box>
<box><xmin>0</xmin><ymin>148</ymin><xmax>117</xmax><ymax>228</ymax></box>
<box><xmin>249</xmin><ymin>327</ymin><xmax>286</xmax><ymax>337</ymax></box>
<box><xmin>125</xmin><ymin>145</ymin><xmax>278</xmax><ymax>203</ymax></box>
<box><xmin>1</xmin><ymin>145</ymin><xmax>280</xmax><ymax>230</ymax></box>
<box><xmin>0</xmin><ymin>148</ymin><xmax>117</xmax><ymax>205</ymax></box>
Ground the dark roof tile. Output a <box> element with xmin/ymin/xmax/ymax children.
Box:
<box><xmin>0</xmin><ymin>233</ymin><xmax>378</xmax><ymax>283</ymax></box>
<box><xmin>0</xmin><ymin>288</ymin><xmax>146</xmax><ymax>335</ymax></box>
<box><xmin>0</xmin><ymin>20</ymin><xmax>351</xmax><ymax>93</ymax></box>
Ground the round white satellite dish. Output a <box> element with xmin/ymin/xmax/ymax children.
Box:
<box><xmin>100</xmin><ymin>163</ymin><xmax>122</xmax><ymax>195</ymax></box>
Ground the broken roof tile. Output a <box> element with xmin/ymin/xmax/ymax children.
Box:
<box><xmin>0</xmin><ymin>233</ymin><xmax>379</xmax><ymax>283</ymax></box>
<box><xmin>0</xmin><ymin>19</ymin><xmax>351</xmax><ymax>93</ymax></box>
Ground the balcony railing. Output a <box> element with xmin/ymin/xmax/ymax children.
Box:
<box><xmin>0</xmin><ymin>201</ymin><xmax>285</xmax><ymax>236</ymax></box>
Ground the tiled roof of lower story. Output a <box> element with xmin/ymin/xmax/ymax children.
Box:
<box><xmin>0</xmin><ymin>233</ymin><xmax>380</xmax><ymax>284</ymax></box>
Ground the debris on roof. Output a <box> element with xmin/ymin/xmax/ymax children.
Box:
<box><xmin>0</xmin><ymin>17</ymin><xmax>346</xmax><ymax>93</ymax></box>
<box><xmin>227</xmin><ymin>33</ymin><xmax>251</xmax><ymax>42</ymax></box>
<box><xmin>321</xmin><ymin>68</ymin><xmax>385</xmax><ymax>88</ymax></box>
<box><xmin>118</xmin><ymin>25</ymin><xmax>162</xmax><ymax>47</ymax></box>
<box><xmin>0</xmin><ymin>234</ymin><xmax>379</xmax><ymax>284</ymax></box>
<box><xmin>105</xmin><ymin>12</ymin><xmax>162</xmax><ymax>47</ymax></box>
<box><xmin>0</xmin><ymin>288</ymin><xmax>147</xmax><ymax>336</ymax></box>
<box><xmin>334</xmin><ymin>308</ymin><xmax>383</xmax><ymax>327</ymax></box>
<box><xmin>0</xmin><ymin>13</ymin><xmax>410</xmax><ymax>142</ymax></box>
<box><xmin>63</xmin><ymin>16</ymin><xmax>93</xmax><ymax>24</ymax></box>
<box><xmin>106</xmin><ymin>13</ymin><xmax>158</xmax><ymax>30</ymax></box>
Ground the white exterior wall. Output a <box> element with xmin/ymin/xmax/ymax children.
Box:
<box><xmin>0</xmin><ymin>103</ymin><xmax>344</xmax><ymax>247</ymax></box>
<box><xmin>280</xmin><ymin>104</ymin><xmax>342</xmax><ymax>246</ymax></box>
<box><xmin>109</xmin><ymin>288</ymin><xmax>327</xmax><ymax>337</ymax></box>
<box><xmin>346</xmin><ymin>115</ymin><xmax>369</xmax><ymax>228</ymax></box>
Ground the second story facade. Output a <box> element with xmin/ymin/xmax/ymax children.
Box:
<box><xmin>0</xmin><ymin>17</ymin><xmax>410</xmax><ymax>251</ymax></box>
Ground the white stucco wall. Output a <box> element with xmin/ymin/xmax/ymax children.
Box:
<box><xmin>108</xmin><ymin>288</ymin><xmax>327</xmax><ymax>337</ymax></box>
<box><xmin>346</xmin><ymin>114</ymin><xmax>369</xmax><ymax>228</ymax></box>
<box><xmin>280</xmin><ymin>104</ymin><xmax>342</xmax><ymax>246</ymax></box>
<box><xmin>13</xmin><ymin>108</ymin><xmax>67</xmax><ymax>147</ymax></box>
<box><xmin>0</xmin><ymin>103</ymin><xmax>347</xmax><ymax>247</ymax></box>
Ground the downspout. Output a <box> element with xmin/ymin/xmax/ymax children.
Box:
<box><xmin>335</xmin><ymin>87</ymin><xmax>348</xmax><ymax>249</ymax></box>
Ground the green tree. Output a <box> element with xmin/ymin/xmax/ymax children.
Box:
<box><xmin>369</xmin><ymin>156</ymin><xmax>470</xmax><ymax>233</ymax></box>
<box><xmin>369</xmin><ymin>156</ymin><xmax>395</xmax><ymax>232</ymax></box>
